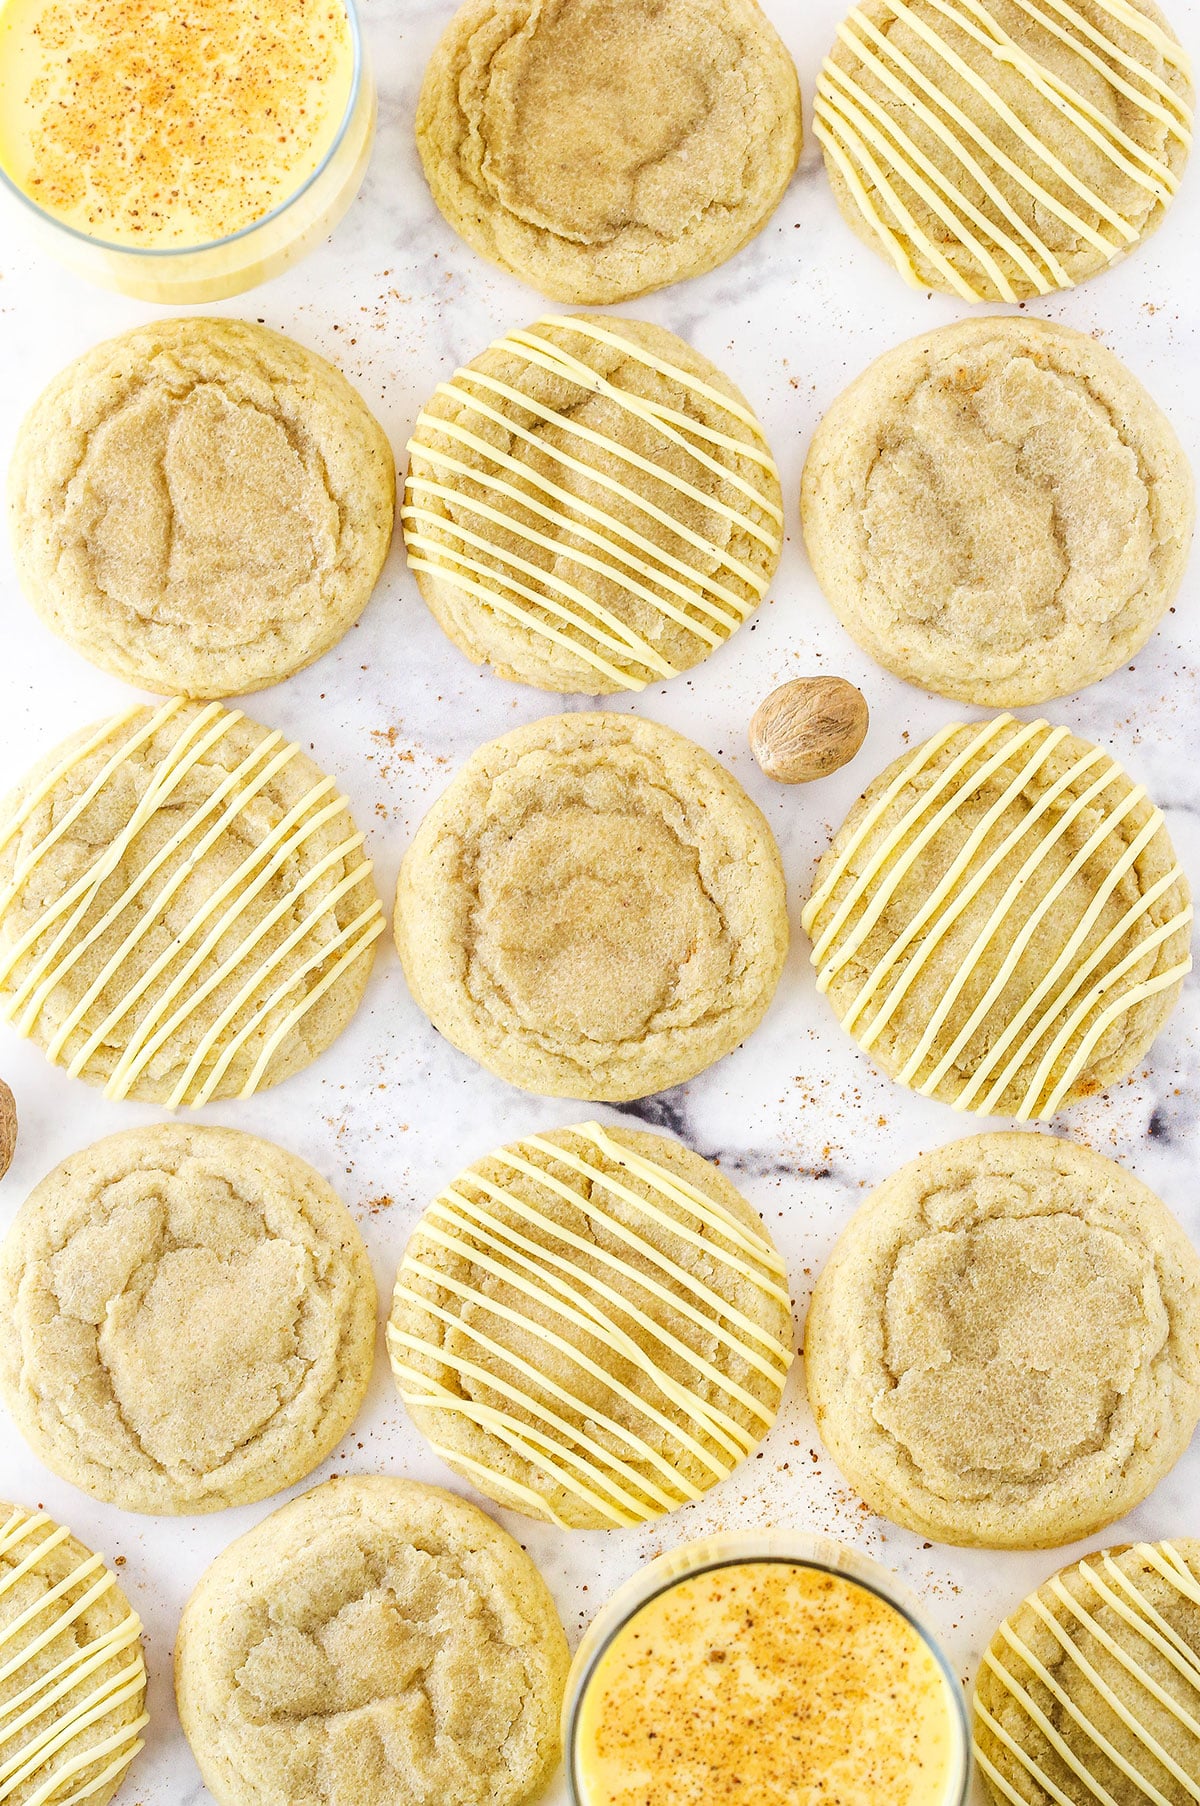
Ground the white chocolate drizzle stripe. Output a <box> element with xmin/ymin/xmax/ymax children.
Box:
<box><xmin>403</xmin><ymin>506</ymin><xmax>687</xmax><ymax>664</ymax></box>
<box><xmin>0</xmin><ymin>1511</ymin><xmax>144</xmax><ymax>1806</ymax></box>
<box><xmin>423</xmin><ymin>1439</ymin><xmax>572</xmax><ymax>1527</ymax></box>
<box><xmin>803</xmin><ymin>722</ymin><xmax>965</xmax><ymax>928</ymax></box>
<box><xmin>851</xmin><ymin>740</ymin><xmax>1106</xmax><ymax>1045</ymax></box>
<box><xmin>389</xmin><ymin>1301</ymin><xmax>697</xmax><ymax>1510</ymax></box>
<box><xmin>428</xmin><ymin>382</ymin><xmax>771</xmax><ymax>588</ymax></box>
<box><xmin>888</xmin><ymin>0</ymin><xmax>1138</xmax><ymax>239</ymax></box>
<box><xmin>936</xmin><ymin>0</ymin><xmax>1180</xmax><ymax>187</ymax></box>
<box><xmin>5</xmin><ymin>704</ymin><xmax>240</xmax><ymax>1024</ymax></box>
<box><xmin>818</xmin><ymin>719</ymin><xmax>1047</xmax><ymax>988</ymax></box>
<box><xmin>986</xmin><ymin>1645</ymin><xmax>1129</xmax><ymax>1804</ymax></box>
<box><xmin>408</xmin><ymin>527</ymin><xmax>679</xmax><ymax>679</ymax></box>
<box><xmin>537</xmin><ymin>317</ymin><xmax>767</xmax><ymax>436</ymax></box>
<box><xmin>811</xmin><ymin>716</ymin><xmax>1015</xmax><ymax>969</ymax></box>
<box><xmin>0</xmin><ymin>701</ymin><xmax>182</xmax><ymax>915</ymax></box>
<box><xmin>1</xmin><ymin>709</ymin><xmax>382</xmax><ymax>1104</ymax></box>
<box><xmin>819</xmin><ymin>63</ymin><xmax>1025</xmax><ymax>300</ymax></box>
<box><xmin>1095</xmin><ymin>0</ymin><xmax>1190</xmax><ymax>62</ymax></box>
<box><xmin>502</xmin><ymin>330</ymin><xmax>785</xmax><ymax>523</ymax></box>
<box><xmin>402</xmin><ymin>1254</ymin><xmax>729</xmax><ymax>1482</ymax></box>
<box><xmin>974</xmin><ymin>1696</ymin><xmax>1099</xmax><ymax>1806</ymax></box>
<box><xmin>0</xmin><ymin>711</ymin><xmax>142</xmax><ymax>866</ymax></box>
<box><xmin>396</xmin><ymin>1364</ymin><xmax>643</xmax><ymax>1526</ymax></box>
<box><xmin>222</xmin><ymin>906</ymin><xmax>384</xmax><ymax>1105</ymax></box>
<box><xmin>827</xmin><ymin>17</ymin><xmax>1070</xmax><ymax>284</ymax></box>
<box><xmin>975</xmin><ymin>1547</ymin><xmax>1200</xmax><ymax>1804</ymax></box>
<box><xmin>900</xmin><ymin>772</ymin><xmax>1149</xmax><ymax>1088</ymax></box>
<box><xmin>415</xmin><ymin>1213</ymin><xmax>750</xmax><ymax>1460</ymax></box>
<box><xmin>451</xmin><ymin>1167</ymin><xmax>788</xmax><ymax>1386</ymax></box>
<box><xmin>427</xmin><ymin>1196</ymin><xmax>758</xmax><ymax>1451</ymax></box>
<box><xmin>959</xmin><ymin>863</ymin><xmax>1185</xmax><ymax>1112</ymax></box>
<box><xmin>930</xmin><ymin>804</ymin><xmax>1181</xmax><ymax>1112</ymax></box>
<box><xmin>807</xmin><ymin>718</ymin><xmax>1190</xmax><ymax>1117</ymax></box>
<box><xmin>1011</xmin><ymin>0</ymin><xmax>1190</xmax><ymax>141</ymax></box>
<box><xmin>816</xmin><ymin>0</ymin><xmax>1192</xmax><ymax>299</ymax></box>
<box><xmin>42</xmin><ymin>733</ymin><xmax>299</xmax><ymax>1064</ymax></box>
<box><xmin>407</xmin><ymin>464</ymin><xmax>741</xmax><ymax>635</ymax></box>
<box><xmin>526</xmin><ymin>1127</ymin><xmax>790</xmax><ymax>1290</ymax></box>
<box><xmin>1045</xmin><ymin>1580</ymin><xmax>1200</xmax><ymax>1743</ymax></box>
<box><xmin>408</xmin><ymin>424</ymin><xmax>755</xmax><ymax>618</ymax></box>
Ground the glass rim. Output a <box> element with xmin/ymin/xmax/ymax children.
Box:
<box><xmin>0</xmin><ymin>0</ymin><xmax>365</xmax><ymax>259</ymax></box>
<box><xmin>562</xmin><ymin>1532</ymin><xmax>974</xmax><ymax>1806</ymax></box>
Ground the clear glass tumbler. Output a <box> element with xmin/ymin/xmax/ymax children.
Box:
<box><xmin>0</xmin><ymin>0</ymin><xmax>375</xmax><ymax>304</ymax></box>
<box><xmin>563</xmin><ymin>1530</ymin><xmax>973</xmax><ymax>1806</ymax></box>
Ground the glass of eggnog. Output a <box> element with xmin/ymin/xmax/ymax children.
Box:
<box><xmin>0</xmin><ymin>0</ymin><xmax>374</xmax><ymax>302</ymax></box>
<box><xmin>566</xmin><ymin>1530</ymin><xmax>972</xmax><ymax>1806</ymax></box>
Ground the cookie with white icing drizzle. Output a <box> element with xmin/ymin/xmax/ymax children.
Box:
<box><xmin>802</xmin><ymin>715</ymin><xmax>1192</xmax><ymax>1119</ymax></box>
<box><xmin>388</xmin><ymin>1122</ymin><xmax>794</xmax><ymax>1529</ymax></box>
<box><xmin>974</xmin><ymin>1539</ymin><xmax>1200</xmax><ymax>1803</ymax></box>
<box><xmin>0</xmin><ymin>699</ymin><xmax>384</xmax><ymax>1105</ymax></box>
<box><xmin>0</xmin><ymin>1501</ymin><xmax>147</xmax><ymax>1806</ymax></box>
<box><xmin>816</xmin><ymin>0</ymin><xmax>1193</xmax><ymax>301</ymax></box>
<box><xmin>404</xmin><ymin>315</ymin><xmax>783</xmax><ymax>693</ymax></box>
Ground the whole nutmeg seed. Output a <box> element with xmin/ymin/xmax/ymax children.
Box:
<box><xmin>0</xmin><ymin>1080</ymin><xmax>15</xmax><ymax>1181</ymax></box>
<box><xmin>749</xmin><ymin>677</ymin><xmax>869</xmax><ymax>783</ymax></box>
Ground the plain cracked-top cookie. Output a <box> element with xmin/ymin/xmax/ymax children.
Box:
<box><xmin>404</xmin><ymin>314</ymin><xmax>784</xmax><ymax>693</ymax></box>
<box><xmin>174</xmin><ymin>1476</ymin><xmax>569</xmax><ymax>1806</ymax></box>
<box><xmin>415</xmin><ymin>0</ymin><xmax>803</xmax><ymax>304</ymax></box>
<box><xmin>0</xmin><ymin>698</ymin><xmax>385</xmax><ymax>1105</ymax></box>
<box><xmin>8</xmin><ymin>318</ymin><xmax>395</xmax><ymax>697</ymax></box>
<box><xmin>805</xmin><ymin>1133</ymin><xmax>1200</xmax><ymax>1548</ymax></box>
<box><xmin>802</xmin><ymin>317</ymin><xmax>1194</xmax><ymax>706</ymax></box>
<box><xmin>974</xmin><ymin>1538</ymin><xmax>1200</xmax><ymax>1804</ymax></box>
<box><xmin>815</xmin><ymin>0</ymin><xmax>1194</xmax><ymax>302</ymax></box>
<box><xmin>802</xmin><ymin>715</ymin><xmax>1192</xmax><ymax>1119</ymax></box>
<box><xmin>388</xmin><ymin>1121</ymin><xmax>793</xmax><ymax>1529</ymax></box>
<box><xmin>394</xmin><ymin>712</ymin><xmax>789</xmax><ymax>1100</ymax></box>
<box><xmin>0</xmin><ymin>1125</ymin><xmax>377</xmax><ymax>1515</ymax></box>
<box><xmin>0</xmin><ymin>1500</ymin><xmax>148</xmax><ymax>1806</ymax></box>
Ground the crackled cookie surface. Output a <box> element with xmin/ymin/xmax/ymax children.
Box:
<box><xmin>416</xmin><ymin>0</ymin><xmax>803</xmax><ymax>303</ymax></box>
<box><xmin>175</xmin><ymin>1477</ymin><xmax>569</xmax><ymax>1806</ymax></box>
<box><xmin>974</xmin><ymin>1539</ymin><xmax>1200</xmax><ymax>1804</ymax></box>
<box><xmin>8</xmin><ymin>318</ymin><xmax>395</xmax><ymax>697</ymax></box>
<box><xmin>802</xmin><ymin>715</ymin><xmax>1192</xmax><ymax>1119</ymax></box>
<box><xmin>389</xmin><ymin>1122</ymin><xmax>793</xmax><ymax>1528</ymax></box>
<box><xmin>405</xmin><ymin>314</ymin><xmax>783</xmax><ymax>693</ymax></box>
<box><xmin>802</xmin><ymin>317</ymin><xmax>1193</xmax><ymax>706</ymax></box>
<box><xmin>395</xmin><ymin>713</ymin><xmax>789</xmax><ymax>1100</ymax></box>
<box><xmin>805</xmin><ymin>1133</ymin><xmax>1200</xmax><ymax>1548</ymax></box>
<box><xmin>0</xmin><ymin>1125</ymin><xmax>376</xmax><ymax>1514</ymax></box>
<box><xmin>815</xmin><ymin>0</ymin><xmax>1193</xmax><ymax>302</ymax></box>
<box><xmin>0</xmin><ymin>698</ymin><xmax>384</xmax><ymax>1105</ymax></box>
<box><xmin>0</xmin><ymin>1501</ymin><xmax>148</xmax><ymax>1806</ymax></box>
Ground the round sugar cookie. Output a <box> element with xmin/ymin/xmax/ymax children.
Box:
<box><xmin>815</xmin><ymin>0</ymin><xmax>1194</xmax><ymax>302</ymax></box>
<box><xmin>802</xmin><ymin>317</ymin><xmax>1194</xmax><ymax>706</ymax></box>
<box><xmin>174</xmin><ymin>1476</ymin><xmax>569</xmax><ymax>1806</ymax></box>
<box><xmin>801</xmin><ymin>715</ymin><xmax>1192</xmax><ymax>1119</ymax></box>
<box><xmin>394</xmin><ymin>712</ymin><xmax>789</xmax><ymax>1100</ymax></box>
<box><xmin>974</xmin><ymin>1539</ymin><xmax>1200</xmax><ymax>1804</ymax></box>
<box><xmin>0</xmin><ymin>698</ymin><xmax>384</xmax><ymax>1105</ymax></box>
<box><xmin>404</xmin><ymin>313</ymin><xmax>783</xmax><ymax>693</ymax></box>
<box><xmin>8</xmin><ymin>318</ymin><xmax>395</xmax><ymax>698</ymax></box>
<box><xmin>805</xmin><ymin>1133</ymin><xmax>1200</xmax><ymax>1548</ymax></box>
<box><xmin>0</xmin><ymin>1125</ymin><xmax>377</xmax><ymax>1515</ymax></box>
<box><xmin>388</xmin><ymin>1121</ymin><xmax>793</xmax><ymax>1529</ymax></box>
<box><xmin>0</xmin><ymin>1500</ymin><xmax>147</xmax><ymax>1806</ymax></box>
<box><xmin>416</xmin><ymin>0</ymin><xmax>803</xmax><ymax>304</ymax></box>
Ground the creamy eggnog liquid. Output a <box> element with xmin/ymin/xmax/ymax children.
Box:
<box><xmin>574</xmin><ymin>1561</ymin><xmax>963</xmax><ymax>1806</ymax></box>
<box><xmin>0</xmin><ymin>0</ymin><xmax>355</xmax><ymax>246</ymax></box>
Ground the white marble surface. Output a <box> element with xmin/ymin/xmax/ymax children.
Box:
<box><xmin>0</xmin><ymin>2</ymin><xmax>1198</xmax><ymax>1801</ymax></box>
